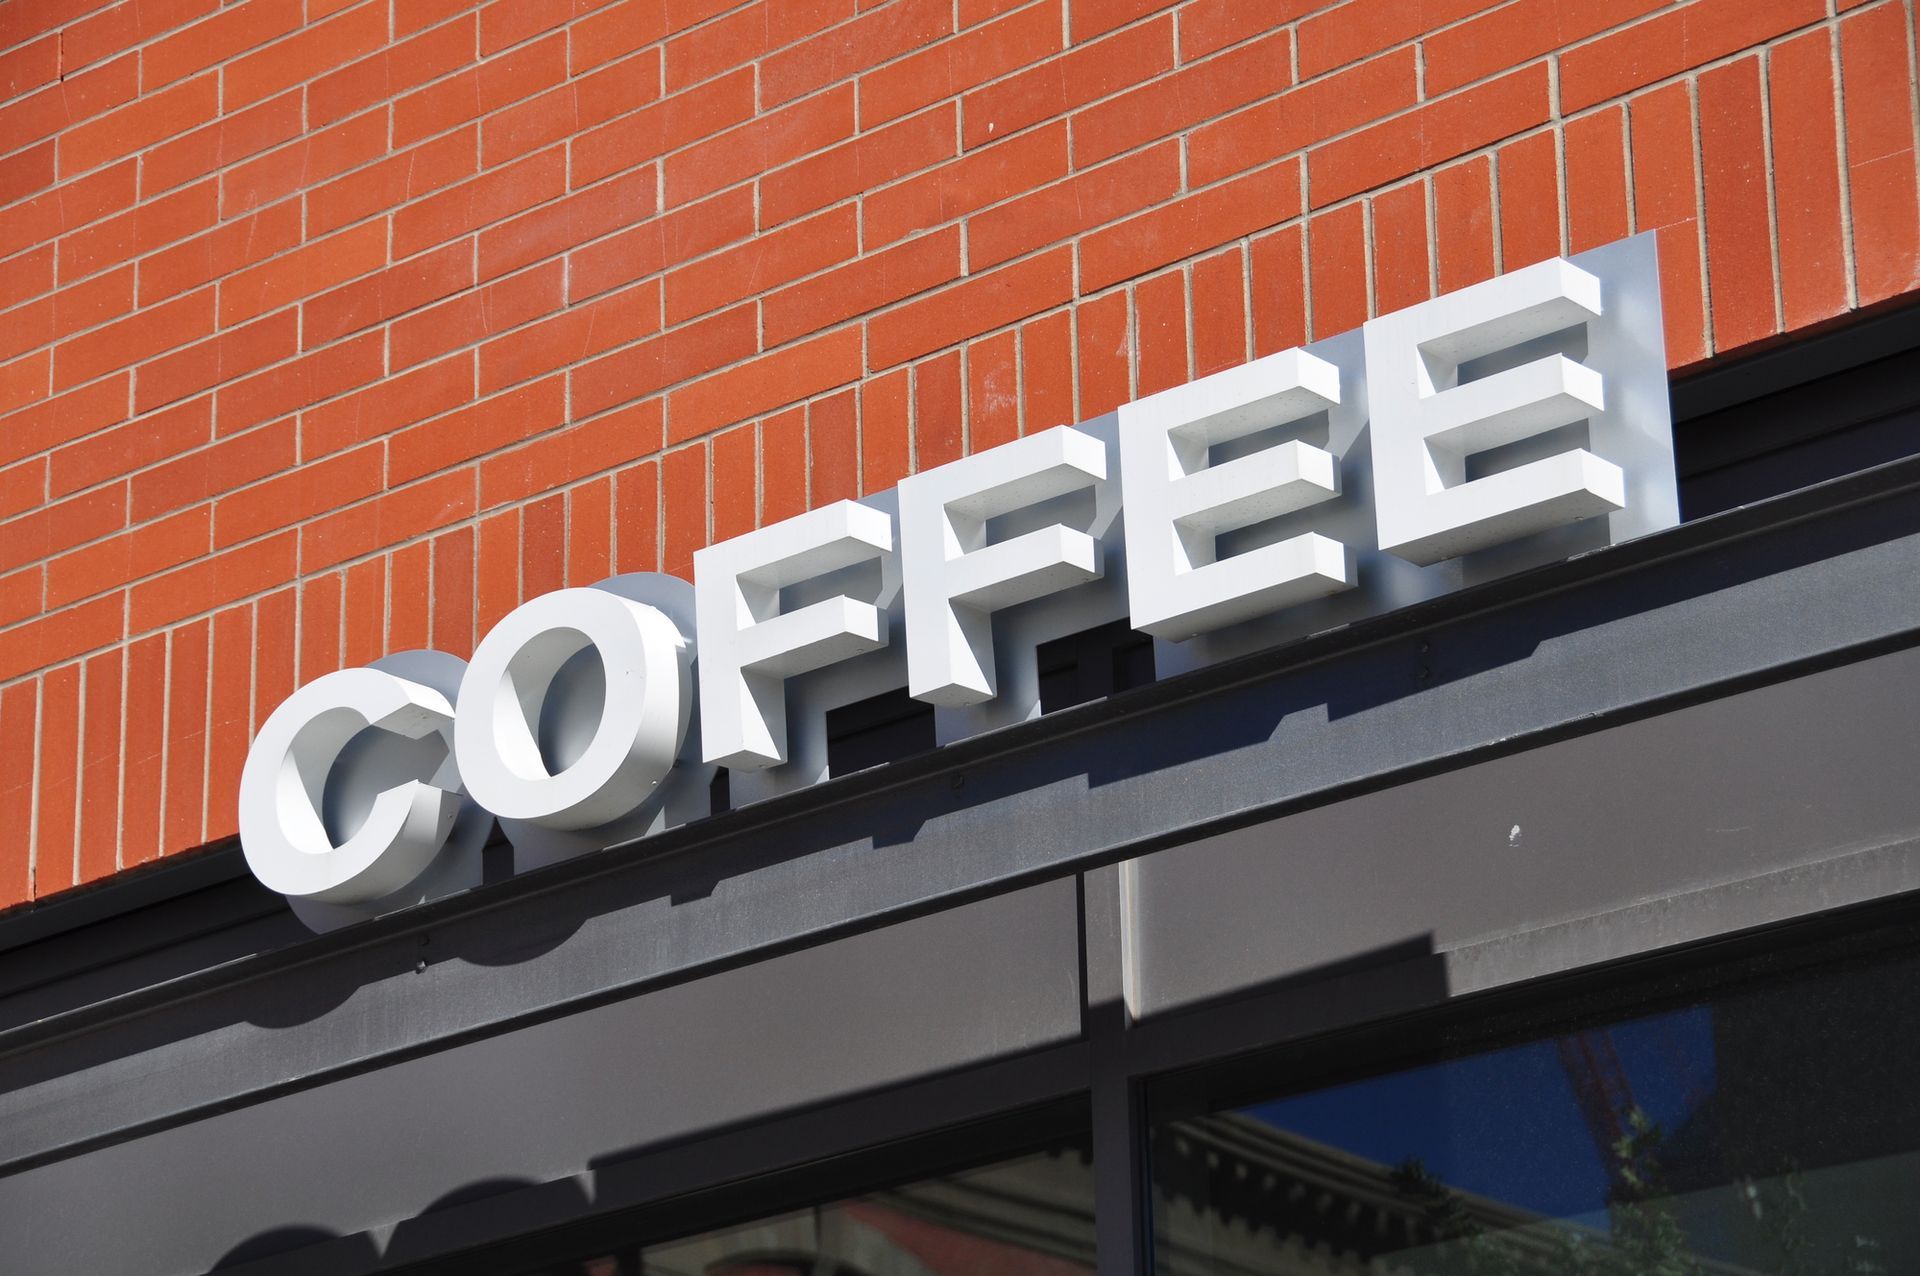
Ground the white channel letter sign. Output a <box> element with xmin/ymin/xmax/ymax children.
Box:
<box><xmin>240</xmin><ymin>235</ymin><xmax>1676</xmax><ymax>927</ymax></box>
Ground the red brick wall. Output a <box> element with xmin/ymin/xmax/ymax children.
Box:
<box><xmin>1</xmin><ymin>0</ymin><xmax>1915</xmax><ymax>906</ymax></box>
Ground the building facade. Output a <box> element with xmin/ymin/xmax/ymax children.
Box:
<box><xmin>1</xmin><ymin>1</ymin><xmax>1919</xmax><ymax>1272</ymax></box>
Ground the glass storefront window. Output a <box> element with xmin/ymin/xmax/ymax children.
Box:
<box><xmin>523</xmin><ymin>1142</ymin><xmax>1095</xmax><ymax>1275</ymax></box>
<box><xmin>1151</xmin><ymin>951</ymin><xmax>1920</xmax><ymax>1274</ymax></box>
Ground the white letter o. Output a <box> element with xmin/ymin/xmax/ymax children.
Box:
<box><xmin>454</xmin><ymin>585</ymin><xmax>691</xmax><ymax>830</ymax></box>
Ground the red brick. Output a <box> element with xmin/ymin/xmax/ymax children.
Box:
<box><xmin>963</xmin><ymin>16</ymin><xmax>1173</xmax><ymax>149</ymax></box>
<box><xmin>573</xmin><ymin>0</ymin><xmax>669</xmax><ymax>74</ymax></box>
<box><xmin>708</xmin><ymin>423</ymin><xmax>757</xmax><ymax>543</ymax></box>
<box><xmin>1019</xmin><ymin>309</ymin><xmax>1073</xmax><ymax>432</ymax></box>
<box><xmin>0</xmin><ymin>245</ymin><xmax>55</xmax><ymax>314</ymax></box>
<box><xmin>219</xmin><ymin>222</ymin><xmax>388</xmax><ymax>329</ymax></box>
<box><xmin>53</xmin><ymin>287</ymin><xmax>212</xmax><ymax>391</ymax></box>
<box><xmin>141</xmin><ymin>0</ymin><xmax>302</xmax><ymax>91</ymax></box>
<box><xmin>298</xmin><ymin>569</ymin><xmax>342</xmax><ymax>685</ymax></box>
<box><xmin>392</xmin><ymin>378</ymin><xmax>568</xmax><ymax>491</ymax></box>
<box><xmin>762</xmin><ymin>226</ymin><xmax>960</xmax><ymax>347</ymax></box>
<box><xmin>0</xmin><ymin>144</ymin><xmax>57</xmax><ymax>216</ymax></box>
<box><xmin>0</xmin><ymin>162</ymin><xmax>138</xmax><ymax>264</ymax></box>
<box><xmin>760</xmin><ymin>102</ymin><xmax>958</xmax><ymax>228</ymax></box>
<box><xmin>60</xmin><ymin>71</ymin><xmax>216</xmax><ymax>179</ymax></box>
<box><xmin>665</xmin><ymin>0</ymin><xmax>852</xmax><ymax>91</ymax></box>
<box><xmin>667</xmin><ymin>206</ymin><xmax>859</xmax><ymax>328</ymax></box>
<box><xmin>301</xmin><ymin>354</ymin><xmax>475</xmax><ymax>460</ymax></box>
<box><xmin>661</xmin><ymin>443</ymin><xmax>708</xmax><ymax>579</ymax></box>
<box><xmin>612</xmin><ymin>458</ymin><xmax>659</xmax><ymax>574</ymax></box>
<box><xmin>304</xmin><ymin>240</ymin><xmax>476</xmax><ymax>350</ymax></box>
<box><xmin>967</xmin><ymin>329</ymin><xmax>1020</xmax><ymax>450</ymax></box>
<box><xmin>858</xmin><ymin>371</ymin><xmax>911</xmax><ymax>495</ymax></box>
<box><xmin>393</xmin><ymin>262</ymin><xmax>567</xmax><ymax>372</ymax></box>
<box><xmin>1497</xmin><ymin>129</ymin><xmax>1562</xmax><ymax>271</ymax></box>
<box><xmin>135</xmin><ymin>310</ymin><xmax>298</xmax><ymax>414</ymax></box>
<box><xmin>564</xmin><ymin>472</ymin><xmax>610</xmax><ymax>583</ymax></box>
<box><xmin>1561</xmin><ymin>0</ymin><xmax>1826</xmax><ymax>113</ymax></box>
<box><xmin>1368</xmin><ymin>181</ymin><xmax>1430</xmax><ymax>317</ymax></box>
<box><xmin>762</xmin><ymin>0</ymin><xmax>952</xmax><ymax>108</ymax></box>
<box><xmin>140</xmin><ymin>199</ymin><xmax>303</xmax><ymax>308</ymax></box>
<box><xmin>1839</xmin><ymin>3</ymin><xmax>1920</xmax><ymax>306</ymax></box>
<box><xmin>1432</xmin><ymin>154</ymin><xmax>1498</xmax><ymax>293</ymax></box>
<box><xmin>570</xmin><ymin>303</ymin><xmax>758</xmax><ymax>416</ymax></box>
<box><xmin>970</xmin><ymin>140</ymin><xmax>1181</xmax><ymax>271</ymax></box>
<box><xmin>1628</xmin><ymin>82</ymin><xmax>1707</xmax><ymax>366</ymax></box>
<box><xmin>1190</xmin><ymin>247</ymin><xmax>1248</xmax><ymax>377</ymax></box>
<box><xmin>0</xmin><ymin>376</ymin><xmax>128</xmax><ymax>469</ymax></box>
<box><xmin>1309</xmin><ymin>201</ymin><xmax>1368</xmax><ymax>338</ymax></box>
<box><xmin>1428</xmin><ymin>0</ymin><xmax>1666</xmax><ymax>97</ymax></box>
<box><xmin>1082</xmin><ymin>159</ymin><xmax>1302</xmax><ymax>292</ymax></box>
<box><xmin>665</xmin><ymin>85</ymin><xmax>857</xmax><ymax>209</ymax></box>
<box><xmin>865</xmin><ymin>123</ymin><xmax>1067</xmax><ymax>248</ymax></box>
<box><xmin>34</xmin><ymin>664</ymin><xmax>81</xmax><ymax>891</ymax></box>
<box><xmin>306</xmin><ymin>127</ymin><xmax>479</xmax><ymax>238</ymax></box>
<box><xmin>668</xmin><ymin>327</ymin><xmax>865</xmax><ymax>442</ymax></box>
<box><xmin>1067</xmin><ymin>0</ymin><xmax>1171</xmax><ymax>41</ymax></box>
<box><xmin>521</xmin><ymin>492</ymin><xmax>566</xmax><ymax>599</ymax></box>
<box><xmin>1311</xmin><ymin>63</ymin><xmax>1550</xmax><ymax>209</ymax></box>
<box><xmin>1765</xmin><ymin>32</ymin><xmax>1848</xmax><ymax>329</ymax></box>
<box><xmin>0</xmin><ymin>36</ymin><xmax>60</xmax><ymax>101</ymax></box>
<box><xmin>1296</xmin><ymin>0</ymin><xmax>1486</xmax><ymax>80</ymax></box>
<box><xmin>393</xmin><ymin>32</ymin><xmax>568</xmax><ymax>148</ymax></box>
<box><xmin>204</xmin><ymin>603</ymin><xmax>253</xmax><ymax>841</ymax></box>
<box><xmin>342</xmin><ymin>555</ymin><xmax>388</xmax><ymax>669</ymax></box>
<box><xmin>487</xmin><ymin>398</ymin><xmax>658</xmax><ymax>518</ymax></box>
<box><xmin>1074</xmin><ymin>30</ymin><xmax>1293</xmax><ymax>169</ymax></box>
<box><xmin>869</xmin><ymin>245</ymin><xmax>1074</xmax><ymax>371</ymax></box>
<box><xmin>861</xmin><ymin>0</ymin><xmax>1061</xmax><ymax>128</ymax></box>
<box><xmin>310</xmin><ymin>14</ymin><xmax>478</xmax><ymax>126</ymax></box>
<box><xmin>48</xmin><ymin>504</ymin><xmax>210</xmax><ymax>608</ymax></box>
<box><xmin>479</xmin><ymin>161</ymin><xmax>658</xmax><ymax>283</ymax></box>
<box><xmin>1133</xmin><ymin>269</ymin><xmax>1187</xmax><ymax>396</ymax></box>
<box><xmin>254</xmin><ymin>586</ymin><xmax>298</xmax><ymax>735</ymax></box>
<box><xmin>1075</xmin><ymin>290</ymin><xmax>1130</xmax><ymax>418</ymax></box>
<box><xmin>387</xmin><ymin>542</ymin><xmax>433</xmax><ymax>651</ymax></box>
<box><xmin>216</xmin><ymin>332</ymin><xmax>384</xmax><ymax>438</ymax></box>
<box><xmin>128</xmin><ymin>531</ymin><xmax>295</xmax><ymax>631</ymax></box>
<box><xmin>392</xmin><ymin>146</ymin><xmax>568</xmax><ymax>259</ymax></box>
<box><xmin>215</xmin><ymin>442</ymin><xmax>384</xmax><ymax>548</ymax></box>
<box><xmin>0</xmin><ymin>264</ymin><xmax>133</xmax><ymax>364</ymax></box>
<box><xmin>1565</xmin><ymin>107</ymin><xmax>1632</xmax><ymax>254</ymax></box>
<box><xmin>61</xmin><ymin>0</ymin><xmax>219</xmax><ymax>77</ymax></box>
<box><xmin>0</xmin><ymin>351</ymin><xmax>52</xmax><ymax>416</ymax></box>
<box><xmin>479</xmin><ymin>279</ymin><xmax>662</xmax><ymax>394</ymax></box>
<box><xmin>118</xmin><ymin>633</ymin><xmax>167</xmax><ymax>867</ymax></box>
<box><xmin>1698</xmin><ymin>57</ymin><xmax>1778</xmax><ymax>353</ymax></box>
<box><xmin>0</xmin><ymin>682</ymin><xmax>36</xmax><ymax>905</ymax></box>
<box><xmin>483</xmin><ymin>0</ymin><xmax>607</xmax><ymax>56</ymax></box>
<box><xmin>0</xmin><ymin>567</ymin><xmax>44</xmax><ymax>629</ymax></box>
<box><xmin>1180</xmin><ymin>0</ymin><xmax>1313</xmax><ymax>62</ymax></box>
<box><xmin>300</xmin><ymin>469</ymin><xmax>478</xmax><ymax>574</ymax></box>
<box><xmin>0</xmin><ymin>461</ymin><xmax>48</xmax><ymax>521</ymax></box>
<box><xmin>141</xmin><ymin>90</ymin><xmax>305</xmax><ymax>198</ymax></box>
<box><xmin>397</xmin><ymin>0</ymin><xmax>477</xmax><ymax>36</ymax></box>
<box><xmin>570</xmin><ymin>68</ymin><xmax>757</xmax><ymax>190</ymax></box>
<box><xmin>567</xmin><ymin>186</ymin><xmax>756</xmax><ymax>303</ymax></box>
<box><xmin>77</xmin><ymin>648</ymin><xmax>122</xmax><ymax>882</ymax></box>
<box><xmin>476</xmin><ymin>507</ymin><xmax>520</xmax><ymax>627</ymax></box>
<box><xmin>431</xmin><ymin>525</ymin><xmax>476</xmax><ymax>655</ymax></box>
<box><xmin>910</xmin><ymin>354</ymin><xmax>962</xmax><ymax>470</ymax></box>
<box><xmin>221</xmin><ymin>110</ymin><xmax>389</xmax><ymax>218</ymax></box>
<box><xmin>483</xmin><ymin>48</ymin><xmax>664</xmax><ymax>168</ymax></box>
<box><xmin>0</xmin><ymin>593</ymin><xmax>124</xmax><ymax>686</ymax></box>
<box><xmin>808</xmin><ymin>388</ymin><xmax>859</xmax><ymax>502</ymax></box>
<box><xmin>223</xmin><ymin>0</ymin><xmax>389</xmax><ymax>112</ymax></box>
<box><xmin>132</xmin><ymin>420</ymin><xmax>295</xmax><ymax>522</ymax></box>
<box><xmin>49</xmin><ymin>395</ymin><xmax>211</xmax><ymax>499</ymax></box>
<box><xmin>159</xmin><ymin>616</ymin><xmax>213</xmax><ymax>852</ymax></box>
<box><xmin>0</xmin><ymin>54</ymin><xmax>137</xmax><ymax>162</ymax></box>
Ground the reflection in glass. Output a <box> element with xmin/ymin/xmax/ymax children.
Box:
<box><xmin>1152</xmin><ymin>953</ymin><xmax>1920</xmax><ymax>1274</ymax></box>
<box><xmin>523</xmin><ymin>1143</ymin><xmax>1095</xmax><ymax>1275</ymax></box>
